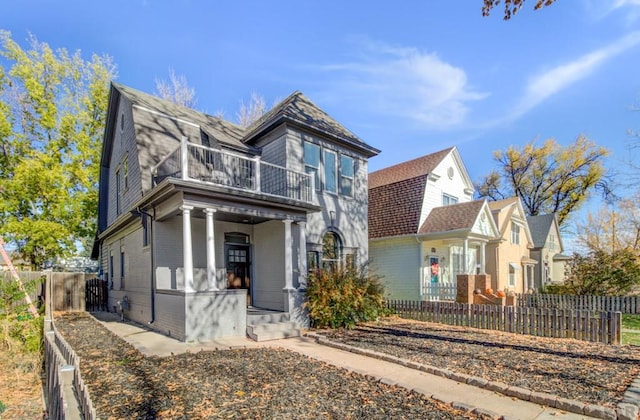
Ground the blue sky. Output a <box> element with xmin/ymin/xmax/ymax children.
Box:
<box><xmin>3</xmin><ymin>1</ymin><xmax>640</xmax><ymax>221</ymax></box>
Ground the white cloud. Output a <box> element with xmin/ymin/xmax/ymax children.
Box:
<box><xmin>510</xmin><ymin>31</ymin><xmax>640</xmax><ymax>120</ymax></box>
<box><xmin>316</xmin><ymin>40</ymin><xmax>487</xmax><ymax>129</ymax></box>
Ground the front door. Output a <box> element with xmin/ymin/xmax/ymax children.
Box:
<box><xmin>226</xmin><ymin>244</ymin><xmax>251</xmax><ymax>305</ymax></box>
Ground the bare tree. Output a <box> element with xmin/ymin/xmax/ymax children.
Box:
<box><xmin>154</xmin><ymin>68</ymin><xmax>197</xmax><ymax>108</ymax></box>
<box><xmin>236</xmin><ymin>92</ymin><xmax>266</xmax><ymax>127</ymax></box>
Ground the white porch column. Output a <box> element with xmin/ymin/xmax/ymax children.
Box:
<box><xmin>462</xmin><ymin>239</ymin><xmax>469</xmax><ymax>274</ymax></box>
<box><xmin>181</xmin><ymin>205</ymin><xmax>194</xmax><ymax>292</ymax></box>
<box><xmin>180</xmin><ymin>136</ymin><xmax>189</xmax><ymax>180</ymax></box>
<box><xmin>297</xmin><ymin>221</ymin><xmax>307</xmax><ymax>289</ymax></box>
<box><xmin>283</xmin><ymin>219</ymin><xmax>294</xmax><ymax>290</ymax></box>
<box><xmin>204</xmin><ymin>208</ymin><xmax>218</xmax><ymax>291</ymax></box>
<box><xmin>479</xmin><ymin>242</ymin><xmax>486</xmax><ymax>274</ymax></box>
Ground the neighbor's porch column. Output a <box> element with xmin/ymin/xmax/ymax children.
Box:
<box><xmin>204</xmin><ymin>208</ymin><xmax>218</xmax><ymax>290</ymax></box>
<box><xmin>479</xmin><ymin>242</ymin><xmax>486</xmax><ymax>274</ymax></box>
<box><xmin>297</xmin><ymin>221</ymin><xmax>307</xmax><ymax>289</ymax></box>
<box><xmin>462</xmin><ymin>238</ymin><xmax>469</xmax><ymax>274</ymax></box>
<box><xmin>181</xmin><ymin>205</ymin><xmax>194</xmax><ymax>292</ymax></box>
<box><xmin>283</xmin><ymin>219</ymin><xmax>294</xmax><ymax>290</ymax></box>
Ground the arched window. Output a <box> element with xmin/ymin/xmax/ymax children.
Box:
<box><xmin>322</xmin><ymin>232</ymin><xmax>342</xmax><ymax>270</ymax></box>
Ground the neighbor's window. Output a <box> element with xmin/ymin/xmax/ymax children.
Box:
<box><xmin>304</xmin><ymin>142</ymin><xmax>320</xmax><ymax>191</ymax></box>
<box><xmin>109</xmin><ymin>250</ymin><xmax>114</xmax><ymax>289</ymax></box>
<box><xmin>339</xmin><ymin>155</ymin><xmax>354</xmax><ymax>197</ymax></box>
<box><xmin>511</xmin><ymin>224</ymin><xmax>520</xmax><ymax>245</ymax></box>
<box><xmin>442</xmin><ymin>194</ymin><xmax>458</xmax><ymax>206</ymax></box>
<box><xmin>324</xmin><ymin>150</ymin><xmax>337</xmax><ymax>193</ymax></box>
<box><xmin>508</xmin><ymin>264</ymin><xmax>516</xmax><ymax>287</ymax></box>
<box><xmin>322</xmin><ymin>232</ymin><xmax>341</xmax><ymax>271</ymax></box>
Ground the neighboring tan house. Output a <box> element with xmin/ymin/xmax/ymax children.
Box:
<box><xmin>368</xmin><ymin>148</ymin><xmax>499</xmax><ymax>301</ymax></box>
<box><xmin>92</xmin><ymin>83</ymin><xmax>379</xmax><ymax>341</ymax></box>
<box><xmin>527</xmin><ymin>213</ymin><xmax>569</xmax><ymax>289</ymax></box>
<box><xmin>485</xmin><ymin>197</ymin><xmax>537</xmax><ymax>294</ymax></box>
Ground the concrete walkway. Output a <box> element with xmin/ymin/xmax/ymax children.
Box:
<box><xmin>92</xmin><ymin>313</ymin><xmax>595</xmax><ymax>420</ymax></box>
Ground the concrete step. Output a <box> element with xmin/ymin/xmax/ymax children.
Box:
<box><xmin>247</xmin><ymin>321</ymin><xmax>300</xmax><ymax>342</ymax></box>
<box><xmin>247</xmin><ymin>312</ymin><xmax>290</xmax><ymax>324</ymax></box>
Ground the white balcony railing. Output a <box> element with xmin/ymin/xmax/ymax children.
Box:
<box><xmin>152</xmin><ymin>137</ymin><xmax>314</xmax><ymax>203</ymax></box>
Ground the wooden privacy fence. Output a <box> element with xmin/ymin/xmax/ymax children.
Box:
<box><xmin>387</xmin><ymin>300</ymin><xmax>622</xmax><ymax>345</ymax></box>
<box><xmin>518</xmin><ymin>293</ymin><xmax>640</xmax><ymax>314</ymax></box>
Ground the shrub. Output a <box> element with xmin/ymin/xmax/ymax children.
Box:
<box><xmin>304</xmin><ymin>263</ymin><xmax>388</xmax><ymax>329</ymax></box>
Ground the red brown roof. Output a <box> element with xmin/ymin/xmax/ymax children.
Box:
<box><xmin>418</xmin><ymin>200</ymin><xmax>486</xmax><ymax>234</ymax></box>
<box><xmin>368</xmin><ymin>147</ymin><xmax>453</xmax><ymax>189</ymax></box>
<box><xmin>368</xmin><ymin>175</ymin><xmax>427</xmax><ymax>239</ymax></box>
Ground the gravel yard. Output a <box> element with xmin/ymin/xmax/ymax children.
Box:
<box><xmin>317</xmin><ymin>317</ymin><xmax>640</xmax><ymax>409</ymax></box>
<box><xmin>54</xmin><ymin>313</ymin><xmax>484</xmax><ymax>419</ymax></box>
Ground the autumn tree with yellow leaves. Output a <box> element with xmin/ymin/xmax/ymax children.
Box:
<box><xmin>475</xmin><ymin>136</ymin><xmax>609</xmax><ymax>226</ymax></box>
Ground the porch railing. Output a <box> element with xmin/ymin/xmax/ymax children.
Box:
<box><xmin>423</xmin><ymin>282</ymin><xmax>457</xmax><ymax>301</ymax></box>
<box><xmin>152</xmin><ymin>138</ymin><xmax>313</xmax><ymax>203</ymax></box>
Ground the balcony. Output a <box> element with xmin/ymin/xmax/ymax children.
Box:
<box><xmin>152</xmin><ymin>138</ymin><xmax>314</xmax><ymax>204</ymax></box>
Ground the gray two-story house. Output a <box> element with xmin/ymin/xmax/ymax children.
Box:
<box><xmin>92</xmin><ymin>83</ymin><xmax>379</xmax><ymax>341</ymax></box>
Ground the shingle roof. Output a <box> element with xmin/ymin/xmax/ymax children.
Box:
<box><xmin>418</xmin><ymin>200</ymin><xmax>486</xmax><ymax>234</ymax></box>
<box><xmin>113</xmin><ymin>82</ymin><xmax>249</xmax><ymax>150</ymax></box>
<box><xmin>243</xmin><ymin>91</ymin><xmax>380</xmax><ymax>157</ymax></box>
<box><xmin>368</xmin><ymin>174</ymin><xmax>427</xmax><ymax>239</ymax></box>
<box><xmin>488</xmin><ymin>197</ymin><xmax>519</xmax><ymax>211</ymax></box>
<box><xmin>368</xmin><ymin>148</ymin><xmax>453</xmax><ymax>189</ymax></box>
<box><xmin>526</xmin><ymin>213</ymin><xmax>557</xmax><ymax>248</ymax></box>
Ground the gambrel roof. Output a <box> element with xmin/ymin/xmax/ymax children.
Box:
<box><xmin>368</xmin><ymin>148</ymin><xmax>453</xmax><ymax>189</ymax></box>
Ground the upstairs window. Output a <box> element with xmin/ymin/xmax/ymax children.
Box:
<box><xmin>304</xmin><ymin>142</ymin><xmax>320</xmax><ymax>191</ymax></box>
<box><xmin>549</xmin><ymin>233</ymin><xmax>555</xmax><ymax>251</ymax></box>
<box><xmin>511</xmin><ymin>224</ymin><xmax>521</xmax><ymax>245</ymax></box>
<box><xmin>324</xmin><ymin>150</ymin><xmax>337</xmax><ymax>193</ymax></box>
<box><xmin>115</xmin><ymin>169</ymin><xmax>121</xmax><ymax>214</ymax></box>
<box><xmin>442</xmin><ymin>194</ymin><xmax>458</xmax><ymax>206</ymax></box>
<box><xmin>340</xmin><ymin>155</ymin><xmax>354</xmax><ymax>197</ymax></box>
<box><xmin>123</xmin><ymin>156</ymin><xmax>129</xmax><ymax>191</ymax></box>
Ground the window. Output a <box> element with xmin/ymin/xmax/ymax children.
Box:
<box><xmin>304</xmin><ymin>142</ymin><xmax>320</xmax><ymax>191</ymax></box>
<box><xmin>115</xmin><ymin>169</ymin><xmax>121</xmax><ymax>214</ymax></box>
<box><xmin>451</xmin><ymin>248</ymin><xmax>463</xmax><ymax>275</ymax></box>
<box><xmin>307</xmin><ymin>251</ymin><xmax>319</xmax><ymax>272</ymax></box>
<box><xmin>549</xmin><ymin>234</ymin><xmax>555</xmax><ymax>251</ymax></box>
<box><xmin>120</xmin><ymin>243</ymin><xmax>125</xmax><ymax>289</ymax></box>
<box><xmin>123</xmin><ymin>156</ymin><xmax>129</xmax><ymax>191</ymax></box>
<box><xmin>322</xmin><ymin>232</ymin><xmax>341</xmax><ymax>271</ymax></box>
<box><xmin>345</xmin><ymin>252</ymin><xmax>356</xmax><ymax>269</ymax></box>
<box><xmin>511</xmin><ymin>224</ymin><xmax>520</xmax><ymax>245</ymax></box>
<box><xmin>442</xmin><ymin>194</ymin><xmax>458</xmax><ymax>206</ymax></box>
<box><xmin>508</xmin><ymin>264</ymin><xmax>516</xmax><ymax>287</ymax></box>
<box><xmin>109</xmin><ymin>250</ymin><xmax>114</xmax><ymax>289</ymax></box>
<box><xmin>339</xmin><ymin>155</ymin><xmax>354</xmax><ymax>197</ymax></box>
<box><xmin>142</xmin><ymin>215</ymin><xmax>151</xmax><ymax>247</ymax></box>
<box><xmin>324</xmin><ymin>150</ymin><xmax>337</xmax><ymax>193</ymax></box>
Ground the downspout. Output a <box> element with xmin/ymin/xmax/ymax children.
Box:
<box><xmin>416</xmin><ymin>234</ymin><xmax>423</xmax><ymax>299</ymax></box>
<box><xmin>149</xmin><ymin>208</ymin><xmax>156</xmax><ymax>324</ymax></box>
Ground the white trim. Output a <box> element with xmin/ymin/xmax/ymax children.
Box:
<box><xmin>132</xmin><ymin>103</ymin><xmax>200</xmax><ymax>128</ymax></box>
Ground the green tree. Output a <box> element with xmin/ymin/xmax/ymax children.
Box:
<box><xmin>475</xmin><ymin>136</ymin><xmax>609</xmax><ymax>226</ymax></box>
<box><xmin>548</xmin><ymin>249</ymin><xmax>640</xmax><ymax>296</ymax></box>
<box><xmin>482</xmin><ymin>0</ymin><xmax>556</xmax><ymax>20</ymax></box>
<box><xmin>0</xmin><ymin>31</ymin><xmax>116</xmax><ymax>268</ymax></box>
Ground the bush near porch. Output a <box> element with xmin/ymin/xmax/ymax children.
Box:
<box><xmin>305</xmin><ymin>264</ymin><xmax>388</xmax><ymax>329</ymax></box>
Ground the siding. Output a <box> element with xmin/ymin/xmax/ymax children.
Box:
<box><xmin>370</xmin><ymin>237</ymin><xmax>421</xmax><ymax>300</ymax></box>
<box><xmin>419</xmin><ymin>152</ymin><xmax>473</xmax><ymax>228</ymax></box>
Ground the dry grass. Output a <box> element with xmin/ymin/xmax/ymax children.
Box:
<box><xmin>0</xmin><ymin>346</ymin><xmax>43</xmax><ymax>419</ymax></box>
